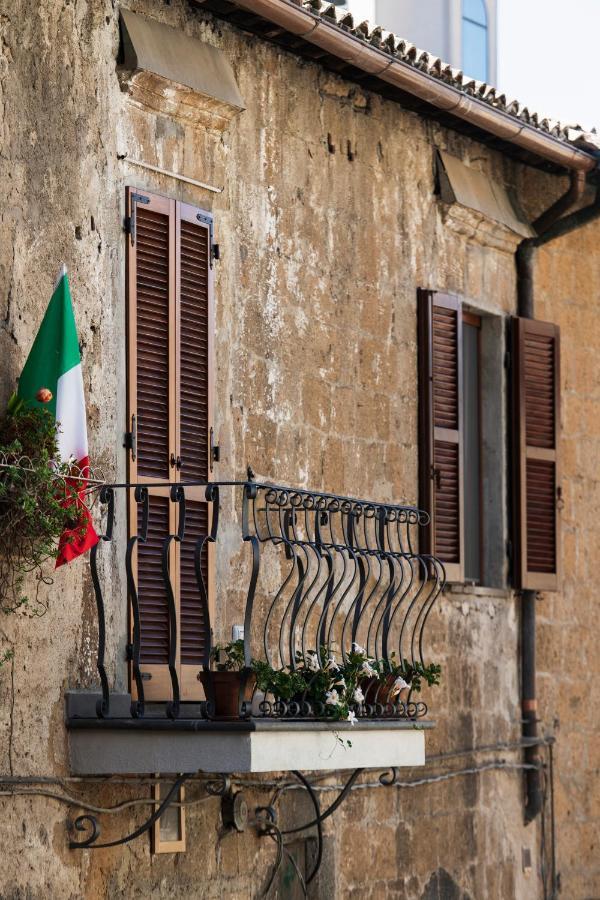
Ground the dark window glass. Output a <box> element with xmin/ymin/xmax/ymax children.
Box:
<box><xmin>463</xmin><ymin>318</ymin><xmax>481</xmax><ymax>582</ymax></box>
<box><xmin>462</xmin><ymin>0</ymin><xmax>488</xmax><ymax>81</ymax></box>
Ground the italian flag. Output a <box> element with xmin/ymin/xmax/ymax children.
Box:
<box><xmin>17</xmin><ymin>266</ymin><xmax>99</xmax><ymax>567</ymax></box>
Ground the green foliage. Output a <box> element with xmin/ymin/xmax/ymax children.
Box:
<box><xmin>378</xmin><ymin>654</ymin><xmax>442</xmax><ymax>693</ymax></box>
<box><xmin>208</xmin><ymin>642</ymin><xmax>441</xmax><ymax>722</ymax></box>
<box><xmin>248</xmin><ymin>646</ymin><xmax>442</xmax><ymax>722</ymax></box>
<box><xmin>210</xmin><ymin>639</ymin><xmax>246</xmax><ymax>671</ymax></box>
<box><xmin>0</xmin><ymin>398</ymin><xmax>85</xmax><ymax>615</ymax></box>
<box><xmin>252</xmin><ymin>659</ymin><xmax>306</xmax><ymax>700</ymax></box>
<box><xmin>0</xmin><ymin>647</ymin><xmax>14</xmax><ymax>670</ymax></box>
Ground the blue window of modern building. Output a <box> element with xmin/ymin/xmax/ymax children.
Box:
<box><xmin>462</xmin><ymin>0</ymin><xmax>488</xmax><ymax>81</ymax></box>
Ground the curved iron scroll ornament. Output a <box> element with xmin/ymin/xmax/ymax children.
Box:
<box><xmin>125</xmin><ymin>486</ymin><xmax>149</xmax><ymax>718</ymax></box>
<box><xmin>68</xmin><ymin>774</ymin><xmax>191</xmax><ymax>849</ymax></box>
<box><xmin>89</xmin><ymin>478</ymin><xmax>444</xmax><ymax>723</ymax></box>
<box><xmin>89</xmin><ymin>485</ymin><xmax>114</xmax><ymax>719</ymax></box>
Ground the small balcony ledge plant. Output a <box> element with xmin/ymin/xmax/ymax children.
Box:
<box><xmin>203</xmin><ymin>639</ymin><xmax>441</xmax><ymax>724</ymax></box>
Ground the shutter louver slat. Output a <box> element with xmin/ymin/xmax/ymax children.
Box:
<box><xmin>524</xmin><ymin>333</ymin><xmax>555</xmax><ymax>449</ymax></box>
<box><xmin>432</xmin><ymin>302</ymin><xmax>462</xmax><ymax>575</ymax></box>
<box><xmin>433</xmin><ymin>306</ymin><xmax>459</xmax><ymax>430</ymax></box>
<box><xmin>180</xmin><ymin>500</ymin><xmax>209</xmax><ymax>665</ymax></box>
<box><xmin>138</xmin><ymin>496</ymin><xmax>171</xmax><ymax>665</ymax></box>
<box><xmin>418</xmin><ymin>291</ymin><xmax>464</xmax><ymax>582</ymax></box>
<box><xmin>179</xmin><ymin>219</ymin><xmax>210</xmax><ymax>483</ymax></box>
<box><xmin>526</xmin><ymin>460</ymin><xmax>556</xmax><ymax>572</ymax></box>
<box><xmin>434</xmin><ymin>442</ymin><xmax>460</xmax><ymax>562</ymax></box>
<box><xmin>512</xmin><ymin>318</ymin><xmax>560</xmax><ymax>589</ymax></box>
<box><xmin>136</xmin><ymin>206</ymin><xmax>170</xmax><ymax>479</ymax></box>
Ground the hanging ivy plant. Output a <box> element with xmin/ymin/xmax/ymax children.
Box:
<box><xmin>0</xmin><ymin>394</ymin><xmax>87</xmax><ymax>616</ymax></box>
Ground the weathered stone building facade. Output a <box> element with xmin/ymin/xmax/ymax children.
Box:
<box><xmin>0</xmin><ymin>1</ymin><xmax>598</xmax><ymax>897</ymax></box>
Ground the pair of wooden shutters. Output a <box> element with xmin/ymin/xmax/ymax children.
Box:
<box><xmin>417</xmin><ymin>290</ymin><xmax>561</xmax><ymax>590</ymax></box>
<box><xmin>126</xmin><ymin>188</ymin><xmax>213</xmax><ymax>701</ymax></box>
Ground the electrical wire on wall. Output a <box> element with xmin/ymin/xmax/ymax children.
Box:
<box><xmin>0</xmin><ymin>735</ymin><xmax>558</xmax><ymax>898</ymax></box>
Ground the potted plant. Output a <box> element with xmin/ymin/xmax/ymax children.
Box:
<box><xmin>376</xmin><ymin>655</ymin><xmax>442</xmax><ymax>705</ymax></box>
<box><xmin>251</xmin><ymin>659</ymin><xmax>307</xmax><ymax>713</ymax></box>
<box><xmin>199</xmin><ymin>639</ymin><xmax>256</xmax><ymax>719</ymax></box>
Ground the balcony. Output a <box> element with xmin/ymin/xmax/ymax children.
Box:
<box><xmin>66</xmin><ymin>479</ymin><xmax>444</xmax><ymax>774</ymax></box>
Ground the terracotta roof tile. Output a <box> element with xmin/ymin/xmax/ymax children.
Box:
<box><xmin>301</xmin><ymin>0</ymin><xmax>600</xmax><ymax>152</ymax></box>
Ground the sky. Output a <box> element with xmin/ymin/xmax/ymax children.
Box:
<box><xmin>496</xmin><ymin>0</ymin><xmax>600</xmax><ymax>130</ymax></box>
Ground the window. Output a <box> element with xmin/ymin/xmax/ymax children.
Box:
<box><xmin>418</xmin><ymin>291</ymin><xmax>562</xmax><ymax>590</ymax></box>
<box><xmin>462</xmin><ymin>0</ymin><xmax>488</xmax><ymax>82</ymax></box>
<box><xmin>126</xmin><ymin>188</ymin><xmax>214</xmax><ymax>701</ymax></box>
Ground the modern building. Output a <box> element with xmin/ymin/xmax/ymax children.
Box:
<box><xmin>336</xmin><ymin>0</ymin><xmax>497</xmax><ymax>83</ymax></box>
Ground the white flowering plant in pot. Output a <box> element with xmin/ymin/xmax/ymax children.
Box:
<box><xmin>243</xmin><ymin>643</ymin><xmax>442</xmax><ymax>725</ymax></box>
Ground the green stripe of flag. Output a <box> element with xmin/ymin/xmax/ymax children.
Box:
<box><xmin>17</xmin><ymin>271</ymin><xmax>81</xmax><ymax>419</ymax></box>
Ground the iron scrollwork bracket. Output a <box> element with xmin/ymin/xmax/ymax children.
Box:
<box><xmin>68</xmin><ymin>774</ymin><xmax>191</xmax><ymax>850</ymax></box>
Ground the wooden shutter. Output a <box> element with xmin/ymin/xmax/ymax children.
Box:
<box><xmin>126</xmin><ymin>188</ymin><xmax>214</xmax><ymax>702</ymax></box>
<box><xmin>126</xmin><ymin>189</ymin><xmax>178</xmax><ymax>699</ymax></box>
<box><xmin>512</xmin><ymin>317</ymin><xmax>561</xmax><ymax>590</ymax></box>
<box><xmin>418</xmin><ymin>291</ymin><xmax>464</xmax><ymax>582</ymax></box>
<box><xmin>176</xmin><ymin>203</ymin><xmax>214</xmax><ymax>699</ymax></box>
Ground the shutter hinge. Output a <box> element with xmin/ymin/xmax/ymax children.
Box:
<box><xmin>506</xmin><ymin>539</ymin><xmax>513</xmax><ymax>563</ymax></box>
<box><xmin>504</xmin><ymin>350</ymin><xmax>512</xmax><ymax>370</ymax></box>
<box><xmin>127</xmin><ymin>193</ymin><xmax>150</xmax><ymax>246</ymax></box>
<box><xmin>209</xmin><ymin>426</ymin><xmax>220</xmax><ymax>472</ymax></box>
<box><xmin>430</xmin><ymin>465</ymin><xmax>441</xmax><ymax>489</ymax></box>
<box><xmin>124</xmin><ymin>414</ymin><xmax>137</xmax><ymax>461</ymax></box>
<box><xmin>125</xmin><ymin>643</ymin><xmax>133</xmax><ymax>661</ymax></box>
<box><xmin>196</xmin><ymin>212</ymin><xmax>216</xmax><ymax>267</ymax></box>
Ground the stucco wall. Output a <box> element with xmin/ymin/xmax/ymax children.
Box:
<box><xmin>0</xmin><ymin>1</ymin><xmax>597</xmax><ymax>898</ymax></box>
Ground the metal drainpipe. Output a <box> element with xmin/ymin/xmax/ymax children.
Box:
<box><xmin>516</xmin><ymin>169</ymin><xmax>600</xmax><ymax>823</ymax></box>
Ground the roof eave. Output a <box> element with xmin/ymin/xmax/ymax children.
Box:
<box><xmin>192</xmin><ymin>0</ymin><xmax>596</xmax><ymax>174</ymax></box>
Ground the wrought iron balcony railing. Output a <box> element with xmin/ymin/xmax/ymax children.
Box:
<box><xmin>86</xmin><ymin>479</ymin><xmax>444</xmax><ymax>724</ymax></box>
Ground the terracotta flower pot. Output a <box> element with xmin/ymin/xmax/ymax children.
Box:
<box><xmin>200</xmin><ymin>670</ymin><xmax>256</xmax><ymax>719</ymax></box>
<box><xmin>358</xmin><ymin>676</ymin><xmax>379</xmax><ymax>704</ymax></box>
<box><xmin>360</xmin><ymin>675</ymin><xmax>409</xmax><ymax>706</ymax></box>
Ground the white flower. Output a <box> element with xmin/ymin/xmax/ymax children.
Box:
<box><xmin>307</xmin><ymin>652</ymin><xmax>320</xmax><ymax>672</ymax></box>
<box><xmin>325</xmin><ymin>690</ymin><xmax>340</xmax><ymax>706</ymax></box>
<box><xmin>360</xmin><ymin>660</ymin><xmax>376</xmax><ymax>677</ymax></box>
<box><xmin>353</xmin><ymin>687</ymin><xmax>365</xmax><ymax>703</ymax></box>
<box><xmin>326</xmin><ymin>654</ymin><xmax>339</xmax><ymax>671</ymax></box>
<box><xmin>335</xmin><ymin>677</ymin><xmax>347</xmax><ymax>691</ymax></box>
<box><xmin>352</xmin><ymin>642</ymin><xmax>366</xmax><ymax>656</ymax></box>
<box><xmin>347</xmin><ymin>710</ymin><xmax>357</xmax><ymax>726</ymax></box>
<box><xmin>389</xmin><ymin>676</ymin><xmax>410</xmax><ymax>698</ymax></box>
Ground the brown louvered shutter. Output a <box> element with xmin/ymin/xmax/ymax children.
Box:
<box><xmin>126</xmin><ymin>189</ymin><xmax>214</xmax><ymax>702</ymax></box>
<box><xmin>418</xmin><ymin>291</ymin><xmax>464</xmax><ymax>582</ymax></box>
<box><xmin>127</xmin><ymin>189</ymin><xmax>177</xmax><ymax>700</ymax></box>
<box><xmin>512</xmin><ymin>317</ymin><xmax>561</xmax><ymax>590</ymax></box>
<box><xmin>176</xmin><ymin>203</ymin><xmax>213</xmax><ymax>699</ymax></box>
